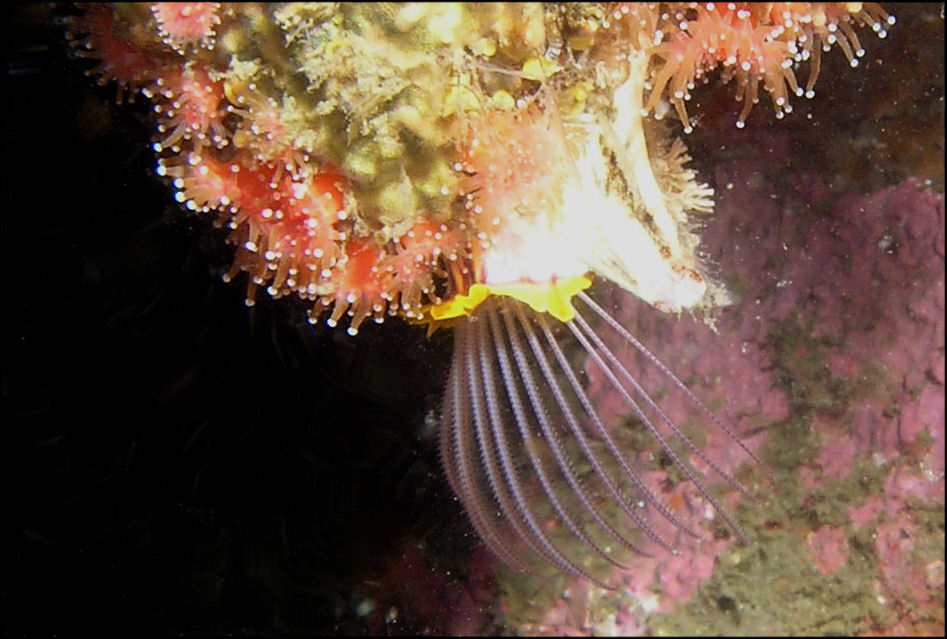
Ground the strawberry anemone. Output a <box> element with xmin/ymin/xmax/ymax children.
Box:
<box><xmin>637</xmin><ymin>2</ymin><xmax>896</xmax><ymax>131</ymax></box>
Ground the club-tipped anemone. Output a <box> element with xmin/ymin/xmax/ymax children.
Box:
<box><xmin>439</xmin><ymin>289</ymin><xmax>766</xmax><ymax>587</ymax></box>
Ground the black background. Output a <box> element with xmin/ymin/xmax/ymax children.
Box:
<box><xmin>3</xmin><ymin>4</ymin><xmax>470</xmax><ymax>635</ymax></box>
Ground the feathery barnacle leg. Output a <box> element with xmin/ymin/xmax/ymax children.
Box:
<box><xmin>499</xmin><ymin>303</ymin><xmax>657</xmax><ymax>560</ymax></box>
<box><xmin>577</xmin><ymin>290</ymin><xmax>770</xmax><ymax>488</ymax></box>
<box><xmin>485</xmin><ymin>302</ymin><xmax>635</xmax><ymax>572</ymax></box>
<box><xmin>441</xmin><ymin>289</ymin><xmax>766</xmax><ymax>587</ymax></box>
<box><xmin>440</xmin><ymin>308</ymin><xmax>531</xmax><ymax>574</ymax></box>
<box><xmin>442</xmin><ymin>299</ymin><xmax>628</xmax><ymax>587</ymax></box>
<box><xmin>568</xmin><ymin>293</ymin><xmax>753</xmax><ymax>542</ymax></box>
<box><xmin>471</xmin><ymin>301</ymin><xmax>612</xmax><ymax>585</ymax></box>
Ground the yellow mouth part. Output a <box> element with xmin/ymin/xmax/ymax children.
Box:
<box><xmin>421</xmin><ymin>275</ymin><xmax>592</xmax><ymax>333</ymax></box>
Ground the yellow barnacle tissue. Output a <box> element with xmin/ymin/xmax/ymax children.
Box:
<box><xmin>521</xmin><ymin>57</ymin><xmax>562</xmax><ymax>82</ymax></box>
<box><xmin>428</xmin><ymin>284</ymin><xmax>492</xmax><ymax>321</ymax></box>
<box><xmin>423</xmin><ymin>275</ymin><xmax>591</xmax><ymax>332</ymax></box>
<box><xmin>488</xmin><ymin>276</ymin><xmax>592</xmax><ymax>322</ymax></box>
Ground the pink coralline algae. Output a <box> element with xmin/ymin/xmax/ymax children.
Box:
<box><xmin>805</xmin><ymin>525</ymin><xmax>850</xmax><ymax>576</ymax></box>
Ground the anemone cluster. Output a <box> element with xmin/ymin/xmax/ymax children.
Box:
<box><xmin>68</xmin><ymin>2</ymin><xmax>894</xmax><ymax>336</ymax></box>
